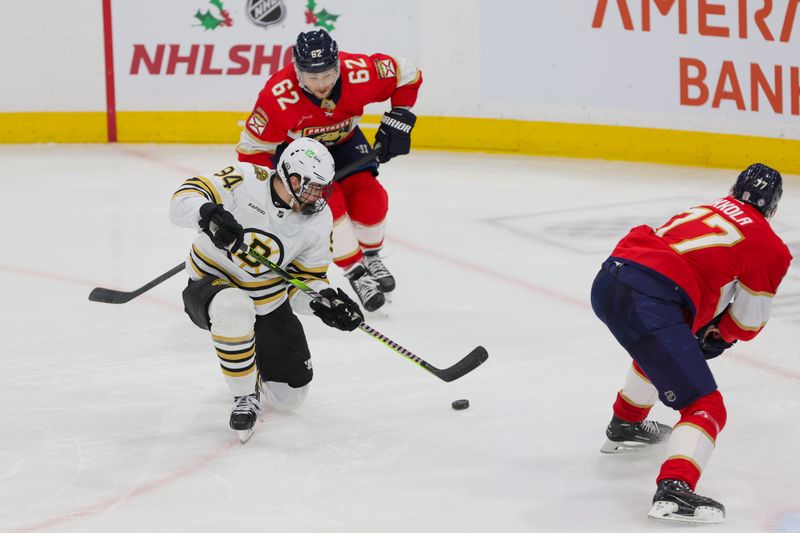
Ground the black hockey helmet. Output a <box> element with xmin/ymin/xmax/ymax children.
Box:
<box><xmin>731</xmin><ymin>163</ymin><xmax>783</xmax><ymax>219</ymax></box>
<box><xmin>293</xmin><ymin>29</ymin><xmax>339</xmax><ymax>73</ymax></box>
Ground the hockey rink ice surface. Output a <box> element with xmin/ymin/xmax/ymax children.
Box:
<box><xmin>2</xmin><ymin>144</ymin><xmax>799</xmax><ymax>533</ymax></box>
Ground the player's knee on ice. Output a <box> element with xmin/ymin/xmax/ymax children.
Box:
<box><xmin>209</xmin><ymin>288</ymin><xmax>256</xmax><ymax>337</ymax></box>
<box><xmin>261</xmin><ymin>380</ymin><xmax>309</xmax><ymax>411</ymax></box>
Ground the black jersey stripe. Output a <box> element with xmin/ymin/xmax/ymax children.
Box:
<box><xmin>185</xmin><ymin>176</ymin><xmax>221</xmax><ymax>204</ymax></box>
<box><xmin>191</xmin><ymin>246</ymin><xmax>286</xmax><ymax>291</ymax></box>
<box><xmin>288</xmin><ymin>261</ymin><xmax>328</xmax><ymax>277</ymax></box>
<box><xmin>172</xmin><ymin>185</ymin><xmax>213</xmax><ymax>202</ymax></box>
<box><xmin>252</xmin><ymin>289</ymin><xmax>286</xmax><ymax>305</ymax></box>
<box><xmin>216</xmin><ymin>350</ymin><xmax>256</xmax><ymax>364</ymax></box>
<box><xmin>220</xmin><ymin>360</ymin><xmax>256</xmax><ymax>376</ymax></box>
<box><xmin>214</xmin><ymin>345</ymin><xmax>255</xmax><ymax>357</ymax></box>
<box><xmin>189</xmin><ymin>255</ymin><xmax>232</xmax><ymax>284</ymax></box>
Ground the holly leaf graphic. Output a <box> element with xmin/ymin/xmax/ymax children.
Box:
<box><xmin>306</xmin><ymin>0</ymin><xmax>317</xmax><ymax>12</ymax></box>
<box><xmin>194</xmin><ymin>9</ymin><xmax>223</xmax><ymax>30</ymax></box>
<box><xmin>315</xmin><ymin>9</ymin><xmax>339</xmax><ymax>31</ymax></box>
<box><xmin>210</xmin><ymin>0</ymin><xmax>224</xmax><ymax>10</ymax></box>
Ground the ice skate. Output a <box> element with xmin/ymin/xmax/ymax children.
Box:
<box><xmin>648</xmin><ymin>479</ymin><xmax>725</xmax><ymax>524</ymax></box>
<box><xmin>230</xmin><ymin>391</ymin><xmax>262</xmax><ymax>444</ymax></box>
<box><xmin>363</xmin><ymin>251</ymin><xmax>395</xmax><ymax>293</ymax></box>
<box><xmin>345</xmin><ymin>263</ymin><xmax>385</xmax><ymax>312</ymax></box>
<box><xmin>600</xmin><ymin>415</ymin><xmax>671</xmax><ymax>453</ymax></box>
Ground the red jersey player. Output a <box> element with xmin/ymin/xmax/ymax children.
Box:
<box><xmin>237</xmin><ymin>29</ymin><xmax>422</xmax><ymax>313</ymax></box>
<box><xmin>590</xmin><ymin>163</ymin><xmax>792</xmax><ymax>524</ymax></box>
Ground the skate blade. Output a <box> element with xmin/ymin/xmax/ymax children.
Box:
<box><xmin>365</xmin><ymin>305</ymin><xmax>390</xmax><ymax>319</ymax></box>
<box><xmin>648</xmin><ymin>501</ymin><xmax>724</xmax><ymax>524</ymax></box>
<box><xmin>600</xmin><ymin>438</ymin><xmax>652</xmax><ymax>454</ymax></box>
<box><xmin>237</xmin><ymin>428</ymin><xmax>255</xmax><ymax>445</ymax></box>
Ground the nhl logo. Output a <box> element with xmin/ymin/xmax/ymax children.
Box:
<box><xmin>246</xmin><ymin>0</ymin><xmax>286</xmax><ymax>29</ymax></box>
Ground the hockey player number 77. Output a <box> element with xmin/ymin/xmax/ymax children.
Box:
<box><xmin>655</xmin><ymin>207</ymin><xmax>744</xmax><ymax>253</ymax></box>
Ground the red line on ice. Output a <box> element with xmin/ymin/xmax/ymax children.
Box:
<box><xmin>13</xmin><ymin>441</ymin><xmax>237</xmax><ymax>532</ymax></box>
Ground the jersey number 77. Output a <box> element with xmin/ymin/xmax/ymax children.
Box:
<box><xmin>655</xmin><ymin>207</ymin><xmax>744</xmax><ymax>254</ymax></box>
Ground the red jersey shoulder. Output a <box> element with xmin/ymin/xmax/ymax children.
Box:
<box><xmin>338</xmin><ymin>51</ymin><xmax>397</xmax><ymax>105</ymax></box>
<box><xmin>707</xmin><ymin>196</ymin><xmax>792</xmax><ymax>274</ymax></box>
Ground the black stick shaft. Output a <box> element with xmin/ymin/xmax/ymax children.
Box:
<box><xmin>333</xmin><ymin>144</ymin><xmax>380</xmax><ymax>182</ymax></box>
<box><xmin>88</xmin><ymin>263</ymin><xmax>185</xmax><ymax>304</ymax></box>
<box><xmin>242</xmin><ymin>245</ymin><xmax>487</xmax><ymax>382</ymax></box>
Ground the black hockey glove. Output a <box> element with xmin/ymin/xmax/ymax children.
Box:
<box><xmin>698</xmin><ymin>329</ymin><xmax>736</xmax><ymax>360</ymax></box>
<box><xmin>198</xmin><ymin>202</ymin><xmax>244</xmax><ymax>252</ymax></box>
<box><xmin>310</xmin><ymin>288</ymin><xmax>364</xmax><ymax>332</ymax></box>
<box><xmin>374</xmin><ymin>107</ymin><xmax>416</xmax><ymax>164</ymax></box>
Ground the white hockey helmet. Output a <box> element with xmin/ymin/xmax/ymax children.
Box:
<box><xmin>277</xmin><ymin>137</ymin><xmax>335</xmax><ymax>215</ymax></box>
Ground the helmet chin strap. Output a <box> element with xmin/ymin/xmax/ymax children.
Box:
<box><xmin>278</xmin><ymin>164</ymin><xmax>301</xmax><ymax>210</ymax></box>
<box><xmin>287</xmin><ymin>179</ymin><xmax>304</xmax><ymax>210</ymax></box>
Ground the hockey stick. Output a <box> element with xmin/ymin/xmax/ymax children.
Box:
<box><xmin>88</xmin><ymin>263</ymin><xmax>186</xmax><ymax>304</ymax></box>
<box><xmin>332</xmin><ymin>142</ymin><xmax>381</xmax><ymax>182</ymax></box>
<box><xmin>240</xmin><ymin>244</ymin><xmax>488</xmax><ymax>382</ymax></box>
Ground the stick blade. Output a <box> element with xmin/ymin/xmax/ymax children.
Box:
<box><xmin>88</xmin><ymin>287</ymin><xmax>134</xmax><ymax>304</ymax></box>
<box><xmin>432</xmin><ymin>346</ymin><xmax>489</xmax><ymax>382</ymax></box>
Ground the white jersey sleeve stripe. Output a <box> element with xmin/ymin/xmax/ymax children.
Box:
<box><xmin>393</xmin><ymin>56</ymin><xmax>421</xmax><ymax>88</ymax></box>
<box><xmin>729</xmin><ymin>282</ymin><xmax>774</xmax><ymax>331</ymax></box>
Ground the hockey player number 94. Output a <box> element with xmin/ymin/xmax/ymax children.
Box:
<box><xmin>655</xmin><ymin>207</ymin><xmax>744</xmax><ymax>253</ymax></box>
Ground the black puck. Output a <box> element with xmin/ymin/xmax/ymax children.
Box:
<box><xmin>451</xmin><ymin>399</ymin><xmax>470</xmax><ymax>410</ymax></box>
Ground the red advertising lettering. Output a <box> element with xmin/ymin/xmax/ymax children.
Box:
<box><xmin>751</xmin><ymin>64</ymin><xmax>783</xmax><ymax>112</ymax></box>
<box><xmin>642</xmin><ymin>0</ymin><xmax>687</xmax><ymax>33</ymax></box>
<box><xmin>592</xmin><ymin>0</ymin><xmax>635</xmax><ymax>30</ymax></box>
<box><xmin>130</xmin><ymin>44</ymin><xmax>164</xmax><ymax>75</ymax></box>
<box><xmin>128</xmin><ymin>43</ymin><xmax>293</xmax><ymax>76</ymax></box>
<box><xmin>167</xmin><ymin>44</ymin><xmax>199</xmax><ymax>75</ymax></box>
<box><xmin>754</xmin><ymin>0</ymin><xmax>775</xmax><ymax>40</ymax></box>
<box><xmin>780</xmin><ymin>0</ymin><xmax>800</xmax><ymax>41</ymax></box>
<box><xmin>680</xmin><ymin>57</ymin><xmax>709</xmax><ymax>106</ymax></box>
<box><xmin>699</xmin><ymin>0</ymin><xmax>729</xmax><ymax>37</ymax></box>
<box><xmin>712</xmin><ymin>61</ymin><xmax>746</xmax><ymax>110</ymax></box>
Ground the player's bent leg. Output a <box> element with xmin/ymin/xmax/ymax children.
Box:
<box><xmin>356</xmin><ymin>218</ymin><xmax>395</xmax><ymax>293</ymax></box>
<box><xmin>601</xmin><ymin>362</ymin><xmax>670</xmax><ymax>453</ymax></box>
<box><xmin>648</xmin><ymin>391</ymin><xmax>727</xmax><ymax>523</ymax></box>
<box><xmin>254</xmin><ymin>300</ymin><xmax>316</xmax><ymax>410</ymax></box>
<box><xmin>332</xmin><ymin>215</ymin><xmax>363</xmax><ymax>269</ymax></box>
<box><xmin>658</xmin><ymin>391</ymin><xmax>727</xmax><ymax>488</ymax></box>
<box><xmin>340</xmin><ymin>172</ymin><xmax>395</xmax><ymax>293</ymax></box>
<box><xmin>183</xmin><ymin>277</ymin><xmax>261</xmax><ymax>442</ymax></box>
<box><xmin>208</xmin><ymin>287</ymin><xmax>258</xmax><ymax>397</ymax></box>
<box><xmin>340</xmin><ymin>171</ymin><xmax>388</xmax><ymax>226</ymax></box>
<box><xmin>332</xmin><ymin>215</ymin><xmax>385</xmax><ymax>311</ymax></box>
<box><xmin>259</xmin><ymin>380</ymin><xmax>310</xmax><ymax>411</ymax></box>
<box><xmin>592</xmin><ymin>262</ymin><xmax>677</xmax><ymax>452</ymax></box>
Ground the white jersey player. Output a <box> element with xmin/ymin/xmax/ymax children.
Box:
<box><xmin>170</xmin><ymin>137</ymin><xmax>363</xmax><ymax>443</ymax></box>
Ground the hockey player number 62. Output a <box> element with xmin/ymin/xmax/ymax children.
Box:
<box><xmin>272</xmin><ymin>79</ymin><xmax>300</xmax><ymax>110</ymax></box>
<box><xmin>655</xmin><ymin>207</ymin><xmax>744</xmax><ymax>253</ymax></box>
<box><xmin>344</xmin><ymin>58</ymin><xmax>370</xmax><ymax>84</ymax></box>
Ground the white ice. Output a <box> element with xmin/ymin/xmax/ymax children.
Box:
<box><xmin>1</xmin><ymin>145</ymin><xmax>799</xmax><ymax>533</ymax></box>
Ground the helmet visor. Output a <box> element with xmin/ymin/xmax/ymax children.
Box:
<box><xmin>296</xmin><ymin>179</ymin><xmax>333</xmax><ymax>215</ymax></box>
